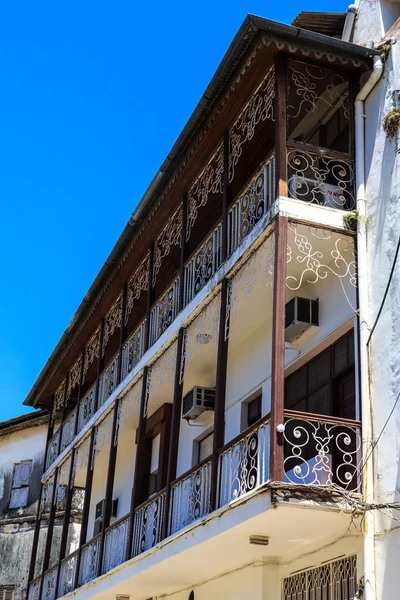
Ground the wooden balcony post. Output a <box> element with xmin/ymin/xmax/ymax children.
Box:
<box><xmin>127</xmin><ymin>367</ymin><xmax>149</xmax><ymax>556</ymax></box>
<box><xmin>117</xmin><ymin>284</ymin><xmax>128</xmax><ymax>385</ymax></box>
<box><xmin>94</xmin><ymin>319</ymin><xmax>105</xmax><ymax>411</ymax></box>
<box><xmin>26</xmin><ymin>405</ymin><xmax>55</xmax><ymax>597</ymax></box>
<box><xmin>210</xmin><ymin>279</ymin><xmax>230</xmax><ymax>510</ymax></box>
<box><xmin>270</xmin><ymin>215</ymin><xmax>288</xmax><ymax>481</ymax></box>
<box><xmin>179</xmin><ymin>196</ymin><xmax>188</xmax><ymax>311</ymax></box>
<box><xmin>274</xmin><ymin>53</ymin><xmax>288</xmax><ymax>199</ymax></box>
<box><xmin>144</xmin><ymin>244</ymin><xmax>155</xmax><ymax>352</ymax></box>
<box><xmin>74</xmin><ymin>427</ymin><xmax>96</xmax><ymax>589</ymax></box>
<box><xmin>222</xmin><ymin>131</ymin><xmax>230</xmax><ymax>262</ymax></box>
<box><xmin>54</xmin><ymin>447</ymin><xmax>77</xmax><ymax>595</ymax></box>
<box><xmin>96</xmin><ymin>399</ymin><xmax>120</xmax><ymax>576</ymax></box>
<box><xmin>162</xmin><ymin>327</ymin><xmax>185</xmax><ymax>538</ymax></box>
<box><xmin>38</xmin><ymin>465</ymin><xmax>59</xmax><ymax>599</ymax></box>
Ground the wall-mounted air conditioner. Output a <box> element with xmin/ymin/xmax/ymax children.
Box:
<box><xmin>93</xmin><ymin>498</ymin><xmax>118</xmax><ymax>536</ymax></box>
<box><xmin>182</xmin><ymin>387</ymin><xmax>216</xmax><ymax>420</ymax></box>
<box><xmin>285</xmin><ymin>297</ymin><xmax>319</xmax><ymax>343</ymax></box>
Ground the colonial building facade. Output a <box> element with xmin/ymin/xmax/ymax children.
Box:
<box><xmin>20</xmin><ymin>2</ymin><xmax>400</xmax><ymax>600</ymax></box>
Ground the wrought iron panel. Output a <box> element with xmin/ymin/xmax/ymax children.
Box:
<box><xmin>219</xmin><ymin>420</ymin><xmax>270</xmax><ymax>506</ymax></box>
<box><xmin>98</xmin><ymin>354</ymin><xmax>119</xmax><ymax>407</ymax></box>
<box><xmin>149</xmin><ymin>277</ymin><xmax>180</xmax><ymax>347</ymax></box>
<box><xmin>125</xmin><ymin>254</ymin><xmax>150</xmax><ymax>324</ymax></box>
<box><xmin>228</xmin><ymin>155</ymin><xmax>275</xmax><ymax>256</ymax></box>
<box><xmin>121</xmin><ymin>319</ymin><xmax>146</xmax><ymax>380</ymax></box>
<box><xmin>102</xmin><ymin>516</ymin><xmax>130</xmax><ymax>573</ymax></box>
<box><xmin>45</xmin><ymin>432</ymin><xmax>60</xmax><ymax>471</ymax></box>
<box><xmin>58</xmin><ymin>554</ymin><xmax>78</xmax><ymax>597</ymax></box>
<box><xmin>184</xmin><ymin>222</ymin><xmax>223</xmax><ymax>306</ymax></box>
<box><xmin>153</xmin><ymin>204</ymin><xmax>183</xmax><ymax>286</ymax></box>
<box><xmin>283</xmin><ymin>418</ymin><xmax>361</xmax><ymax>491</ymax></box>
<box><xmin>287</xmin><ymin>147</ymin><xmax>355</xmax><ymax>210</ymax></box>
<box><xmin>78</xmin><ymin>537</ymin><xmax>101</xmax><ymax>586</ymax></box>
<box><xmin>132</xmin><ymin>492</ymin><xmax>166</xmax><ymax>557</ymax></box>
<box><xmin>60</xmin><ymin>407</ymin><xmax>78</xmax><ymax>453</ymax></box>
<box><xmin>77</xmin><ymin>385</ymin><xmax>96</xmax><ymax>433</ymax></box>
<box><xmin>27</xmin><ymin>578</ymin><xmax>41</xmax><ymax>600</ymax></box>
<box><xmin>282</xmin><ymin>554</ymin><xmax>357</xmax><ymax>600</ymax></box>
<box><xmin>42</xmin><ymin>567</ymin><xmax>58</xmax><ymax>600</ymax></box>
<box><xmin>169</xmin><ymin>460</ymin><xmax>212</xmax><ymax>535</ymax></box>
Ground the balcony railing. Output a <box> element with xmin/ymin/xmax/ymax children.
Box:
<box><xmin>58</xmin><ymin>551</ymin><xmax>78</xmax><ymax>598</ymax></box>
<box><xmin>184</xmin><ymin>223</ymin><xmax>223</xmax><ymax>306</ymax></box>
<box><xmin>42</xmin><ymin>566</ymin><xmax>58</xmax><ymax>600</ymax></box>
<box><xmin>169</xmin><ymin>459</ymin><xmax>212</xmax><ymax>535</ymax></box>
<box><xmin>219</xmin><ymin>417</ymin><xmax>270</xmax><ymax>506</ymax></box>
<box><xmin>287</xmin><ymin>144</ymin><xmax>355</xmax><ymax>210</ymax></box>
<box><xmin>121</xmin><ymin>319</ymin><xmax>146</xmax><ymax>380</ymax></box>
<box><xmin>98</xmin><ymin>353</ymin><xmax>119</xmax><ymax>408</ymax></box>
<box><xmin>283</xmin><ymin>411</ymin><xmax>362</xmax><ymax>492</ymax></box>
<box><xmin>28</xmin><ymin>576</ymin><xmax>41</xmax><ymax>600</ymax></box>
<box><xmin>228</xmin><ymin>153</ymin><xmax>275</xmax><ymax>256</ymax></box>
<box><xmin>102</xmin><ymin>515</ymin><xmax>130</xmax><ymax>573</ymax></box>
<box><xmin>149</xmin><ymin>277</ymin><xmax>180</xmax><ymax>347</ymax></box>
<box><xmin>77</xmin><ymin>385</ymin><xmax>96</xmax><ymax>433</ymax></box>
<box><xmin>78</xmin><ymin>534</ymin><xmax>101</xmax><ymax>587</ymax></box>
<box><xmin>46</xmin><ymin>431</ymin><xmax>60</xmax><ymax>470</ymax></box>
<box><xmin>132</xmin><ymin>489</ymin><xmax>167</xmax><ymax>557</ymax></box>
<box><xmin>60</xmin><ymin>406</ymin><xmax>77</xmax><ymax>453</ymax></box>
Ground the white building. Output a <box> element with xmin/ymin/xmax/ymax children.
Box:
<box><xmin>12</xmin><ymin>2</ymin><xmax>400</xmax><ymax>600</ymax></box>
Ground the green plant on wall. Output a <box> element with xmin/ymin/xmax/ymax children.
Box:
<box><xmin>343</xmin><ymin>210</ymin><xmax>370</xmax><ymax>231</ymax></box>
<box><xmin>382</xmin><ymin>106</ymin><xmax>400</xmax><ymax>139</ymax></box>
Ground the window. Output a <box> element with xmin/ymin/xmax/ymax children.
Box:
<box><xmin>285</xmin><ymin>331</ymin><xmax>355</xmax><ymax>419</ymax></box>
<box><xmin>197</xmin><ymin>431</ymin><xmax>214</xmax><ymax>463</ymax></box>
<box><xmin>283</xmin><ymin>555</ymin><xmax>357</xmax><ymax>600</ymax></box>
<box><xmin>9</xmin><ymin>460</ymin><xmax>32</xmax><ymax>509</ymax></box>
<box><xmin>0</xmin><ymin>587</ymin><xmax>14</xmax><ymax>600</ymax></box>
<box><xmin>247</xmin><ymin>395</ymin><xmax>262</xmax><ymax>428</ymax></box>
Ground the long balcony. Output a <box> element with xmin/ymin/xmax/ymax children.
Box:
<box><xmin>32</xmin><ymin>409</ymin><xmax>361</xmax><ymax>599</ymax></box>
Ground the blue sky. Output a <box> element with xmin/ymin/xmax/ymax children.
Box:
<box><xmin>0</xmin><ymin>0</ymin><xmax>349</xmax><ymax>421</ymax></box>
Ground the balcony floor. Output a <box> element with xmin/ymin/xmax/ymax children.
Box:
<box><xmin>66</xmin><ymin>486</ymin><xmax>360</xmax><ymax>600</ymax></box>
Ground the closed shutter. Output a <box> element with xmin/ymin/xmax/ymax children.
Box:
<box><xmin>0</xmin><ymin>587</ymin><xmax>15</xmax><ymax>600</ymax></box>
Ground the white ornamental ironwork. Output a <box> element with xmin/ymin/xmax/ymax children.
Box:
<box><xmin>91</xmin><ymin>412</ymin><xmax>113</xmax><ymax>469</ymax></box>
<box><xmin>283</xmin><ymin>418</ymin><xmax>361</xmax><ymax>491</ymax></box>
<box><xmin>187</xmin><ymin>143</ymin><xmax>224</xmax><ymax>240</ymax></box>
<box><xmin>98</xmin><ymin>353</ymin><xmax>119</xmax><ymax>407</ymax></box>
<box><xmin>83</xmin><ymin>326</ymin><xmax>101</xmax><ymax>383</ymax></box>
<box><xmin>184</xmin><ymin>222</ymin><xmax>223</xmax><ymax>306</ymax></box>
<box><xmin>77</xmin><ymin>385</ymin><xmax>96</xmax><ymax>433</ymax></box>
<box><xmin>132</xmin><ymin>492</ymin><xmax>166</xmax><ymax>557</ymax></box>
<box><xmin>149</xmin><ymin>277</ymin><xmax>180</xmax><ymax>346</ymax></box>
<box><xmin>78</xmin><ymin>537</ymin><xmax>100</xmax><ymax>586</ymax></box>
<box><xmin>53</xmin><ymin>380</ymin><xmax>66</xmax><ymax>416</ymax></box>
<box><xmin>58</xmin><ymin>553</ymin><xmax>78</xmax><ymax>597</ymax></box>
<box><xmin>60</xmin><ymin>406</ymin><xmax>78</xmax><ymax>453</ymax></box>
<box><xmin>169</xmin><ymin>460</ymin><xmax>212</xmax><ymax>535</ymax></box>
<box><xmin>66</xmin><ymin>355</ymin><xmax>82</xmax><ymax>400</ymax></box>
<box><xmin>103</xmin><ymin>516</ymin><xmax>130</xmax><ymax>572</ymax></box>
<box><xmin>42</xmin><ymin>566</ymin><xmax>58</xmax><ymax>600</ymax></box>
<box><xmin>219</xmin><ymin>419</ymin><xmax>270</xmax><ymax>506</ymax></box>
<box><xmin>125</xmin><ymin>254</ymin><xmax>150</xmax><ymax>324</ymax></box>
<box><xmin>229</xmin><ymin>66</ymin><xmax>275</xmax><ymax>182</ymax></box>
<box><xmin>102</xmin><ymin>295</ymin><xmax>123</xmax><ymax>356</ymax></box>
<box><xmin>153</xmin><ymin>204</ymin><xmax>183</xmax><ymax>285</ymax></box>
<box><xmin>121</xmin><ymin>319</ymin><xmax>146</xmax><ymax>380</ymax></box>
<box><xmin>286</xmin><ymin>224</ymin><xmax>357</xmax><ymax>294</ymax></box>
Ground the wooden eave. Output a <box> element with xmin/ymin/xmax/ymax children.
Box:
<box><xmin>24</xmin><ymin>14</ymin><xmax>378</xmax><ymax>409</ymax></box>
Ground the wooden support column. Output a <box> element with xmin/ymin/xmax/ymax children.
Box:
<box><xmin>270</xmin><ymin>215</ymin><xmax>288</xmax><ymax>481</ymax></box>
<box><xmin>162</xmin><ymin>328</ymin><xmax>185</xmax><ymax>538</ymax></box>
<box><xmin>222</xmin><ymin>131</ymin><xmax>230</xmax><ymax>262</ymax></box>
<box><xmin>127</xmin><ymin>368</ymin><xmax>149</xmax><ymax>555</ymax></box>
<box><xmin>144</xmin><ymin>245</ymin><xmax>155</xmax><ymax>352</ymax></box>
<box><xmin>117</xmin><ymin>284</ymin><xmax>128</xmax><ymax>385</ymax></box>
<box><xmin>210</xmin><ymin>279</ymin><xmax>230</xmax><ymax>510</ymax></box>
<box><xmin>96</xmin><ymin>400</ymin><xmax>120</xmax><ymax>576</ymax></box>
<box><xmin>26</xmin><ymin>405</ymin><xmax>55</xmax><ymax>595</ymax></box>
<box><xmin>38</xmin><ymin>466</ymin><xmax>59</xmax><ymax>599</ymax></box>
<box><xmin>54</xmin><ymin>448</ymin><xmax>77</xmax><ymax>594</ymax></box>
<box><xmin>179</xmin><ymin>196</ymin><xmax>188</xmax><ymax>312</ymax></box>
<box><xmin>94</xmin><ymin>319</ymin><xmax>105</xmax><ymax>411</ymax></box>
<box><xmin>74</xmin><ymin>427</ymin><xmax>96</xmax><ymax>589</ymax></box>
<box><xmin>274</xmin><ymin>53</ymin><xmax>288</xmax><ymax>199</ymax></box>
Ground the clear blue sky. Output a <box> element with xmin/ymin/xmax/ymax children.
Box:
<box><xmin>0</xmin><ymin>0</ymin><xmax>349</xmax><ymax>421</ymax></box>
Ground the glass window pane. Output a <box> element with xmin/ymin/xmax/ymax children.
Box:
<box><xmin>199</xmin><ymin>432</ymin><xmax>214</xmax><ymax>463</ymax></box>
<box><xmin>286</xmin><ymin>368</ymin><xmax>307</xmax><ymax>409</ymax></box>
<box><xmin>308</xmin><ymin>384</ymin><xmax>330</xmax><ymax>415</ymax></box>
<box><xmin>308</xmin><ymin>350</ymin><xmax>330</xmax><ymax>392</ymax></box>
<box><xmin>334</xmin><ymin>336</ymin><xmax>348</xmax><ymax>375</ymax></box>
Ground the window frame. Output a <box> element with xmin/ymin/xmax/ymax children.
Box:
<box><xmin>8</xmin><ymin>459</ymin><xmax>33</xmax><ymax>509</ymax></box>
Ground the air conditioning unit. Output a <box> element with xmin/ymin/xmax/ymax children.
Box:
<box><xmin>94</xmin><ymin>498</ymin><xmax>118</xmax><ymax>536</ymax></box>
<box><xmin>182</xmin><ymin>387</ymin><xmax>216</xmax><ymax>420</ymax></box>
<box><xmin>285</xmin><ymin>297</ymin><xmax>319</xmax><ymax>342</ymax></box>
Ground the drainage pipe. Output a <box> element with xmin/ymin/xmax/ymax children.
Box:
<box><xmin>342</xmin><ymin>4</ymin><xmax>357</xmax><ymax>42</ymax></box>
<box><xmin>355</xmin><ymin>49</ymin><xmax>383</xmax><ymax>600</ymax></box>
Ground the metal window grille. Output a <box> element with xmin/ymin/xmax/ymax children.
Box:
<box><xmin>282</xmin><ymin>555</ymin><xmax>357</xmax><ymax>600</ymax></box>
<box><xmin>9</xmin><ymin>460</ymin><xmax>33</xmax><ymax>508</ymax></box>
<box><xmin>0</xmin><ymin>587</ymin><xmax>15</xmax><ymax>600</ymax></box>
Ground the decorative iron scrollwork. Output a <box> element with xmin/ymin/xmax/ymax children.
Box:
<box><xmin>153</xmin><ymin>204</ymin><xmax>183</xmax><ymax>286</ymax></box>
